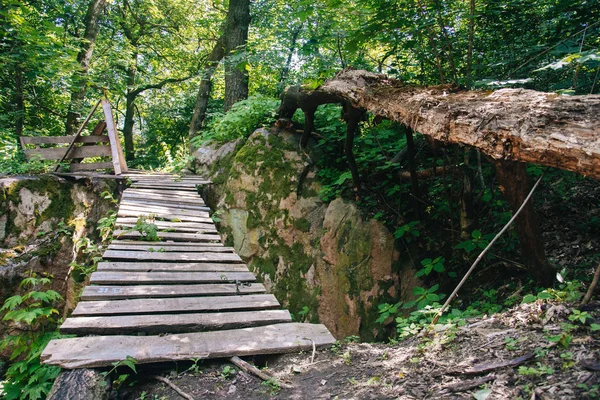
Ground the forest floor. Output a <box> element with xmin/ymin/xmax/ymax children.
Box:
<box><xmin>119</xmin><ymin>300</ymin><xmax>599</xmax><ymax>400</ymax></box>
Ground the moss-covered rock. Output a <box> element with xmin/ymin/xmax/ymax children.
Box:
<box><xmin>197</xmin><ymin>128</ymin><xmax>419</xmax><ymax>341</ymax></box>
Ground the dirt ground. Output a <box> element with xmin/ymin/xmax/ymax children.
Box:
<box><xmin>117</xmin><ymin>300</ymin><xmax>599</xmax><ymax>400</ymax></box>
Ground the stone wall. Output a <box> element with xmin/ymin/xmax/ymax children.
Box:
<box><xmin>0</xmin><ymin>175</ymin><xmax>119</xmax><ymax>311</ymax></box>
<box><xmin>195</xmin><ymin>128</ymin><xmax>420</xmax><ymax>340</ymax></box>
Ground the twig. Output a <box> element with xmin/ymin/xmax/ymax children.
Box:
<box><xmin>432</xmin><ymin>171</ymin><xmax>545</xmax><ymax>324</ymax></box>
<box><xmin>443</xmin><ymin>374</ymin><xmax>496</xmax><ymax>392</ymax></box>
<box><xmin>310</xmin><ymin>339</ymin><xmax>316</xmax><ymax>364</ymax></box>
<box><xmin>229</xmin><ymin>356</ymin><xmax>293</xmax><ymax>389</ymax></box>
<box><xmin>152</xmin><ymin>375</ymin><xmax>195</xmax><ymax>400</ymax></box>
<box><xmin>581</xmin><ymin>262</ymin><xmax>600</xmax><ymax>305</ymax></box>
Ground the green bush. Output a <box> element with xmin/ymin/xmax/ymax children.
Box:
<box><xmin>0</xmin><ymin>272</ymin><xmax>64</xmax><ymax>400</ymax></box>
<box><xmin>192</xmin><ymin>95</ymin><xmax>280</xmax><ymax>146</ymax></box>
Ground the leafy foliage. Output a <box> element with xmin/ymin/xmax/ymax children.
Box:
<box><xmin>0</xmin><ymin>273</ymin><xmax>64</xmax><ymax>400</ymax></box>
<box><xmin>192</xmin><ymin>95</ymin><xmax>280</xmax><ymax>146</ymax></box>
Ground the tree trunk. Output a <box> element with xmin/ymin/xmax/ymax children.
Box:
<box><xmin>405</xmin><ymin>127</ymin><xmax>421</xmax><ymax>216</ymax></box>
<box><xmin>188</xmin><ymin>36</ymin><xmax>226</xmax><ymax>141</ymax></box>
<box><xmin>123</xmin><ymin>92</ymin><xmax>136</xmax><ymax>161</ymax></box>
<box><xmin>65</xmin><ymin>0</ymin><xmax>107</xmax><ymax>136</ymax></box>
<box><xmin>312</xmin><ymin>70</ymin><xmax>600</xmax><ymax>180</ymax></box>
<box><xmin>223</xmin><ymin>0</ymin><xmax>250</xmax><ymax>111</ymax></box>
<box><xmin>459</xmin><ymin>149</ymin><xmax>476</xmax><ymax>239</ymax></box>
<box><xmin>14</xmin><ymin>65</ymin><xmax>24</xmax><ymax>137</ymax></box>
<box><xmin>47</xmin><ymin>368</ymin><xmax>109</xmax><ymax>400</ymax></box>
<box><xmin>495</xmin><ymin>161</ymin><xmax>554</xmax><ymax>286</ymax></box>
<box><xmin>123</xmin><ymin>60</ymin><xmax>136</xmax><ymax>161</ymax></box>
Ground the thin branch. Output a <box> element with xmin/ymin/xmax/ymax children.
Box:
<box><xmin>152</xmin><ymin>375</ymin><xmax>194</xmax><ymax>400</ymax></box>
<box><xmin>229</xmin><ymin>356</ymin><xmax>293</xmax><ymax>389</ymax></box>
<box><xmin>581</xmin><ymin>262</ymin><xmax>600</xmax><ymax>305</ymax></box>
<box><xmin>432</xmin><ymin>170</ymin><xmax>546</xmax><ymax>324</ymax></box>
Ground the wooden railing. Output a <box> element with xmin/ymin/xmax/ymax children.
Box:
<box><xmin>19</xmin><ymin>99</ymin><xmax>128</xmax><ymax>174</ymax></box>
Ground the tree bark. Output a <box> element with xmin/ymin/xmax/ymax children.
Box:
<box><xmin>188</xmin><ymin>36</ymin><xmax>226</xmax><ymax>141</ymax></box>
<box><xmin>495</xmin><ymin>161</ymin><xmax>554</xmax><ymax>286</ymax></box>
<box><xmin>223</xmin><ymin>0</ymin><xmax>250</xmax><ymax>111</ymax></box>
<box><xmin>65</xmin><ymin>0</ymin><xmax>107</xmax><ymax>136</ymax></box>
<box><xmin>123</xmin><ymin>59</ymin><xmax>137</xmax><ymax>161</ymax></box>
<box><xmin>405</xmin><ymin>127</ymin><xmax>421</xmax><ymax>216</ymax></box>
<box><xmin>313</xmin><ymin>70</ymin><xmax>600</xmax><ymax>180</ymax></box>
<box><xmin>14</xmin><ymin>65</ymin><xmax>24</xmax><ymax>137</ymax></box>
<box><xmin>47</xmin><ymin>368</ymin><xmax>109</xmax><ymax>400</ymax></box>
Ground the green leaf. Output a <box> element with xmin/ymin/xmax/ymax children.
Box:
<box><xmin>522</xmin><ymin>294</ymin><xmax>537</xmax><ymax>303</ymax></box>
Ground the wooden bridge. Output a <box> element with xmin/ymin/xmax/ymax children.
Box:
<box><xmin>41</xmin><ymin>174</ymin><xmax>335</xmax><ymax>369</ymax></box>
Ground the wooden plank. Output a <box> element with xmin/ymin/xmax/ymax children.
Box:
<box><xmin>118</xmin><ymin>204</ymin><xmax>210</xmax><ymax>217</ymax></box>
<box><xmin>102</xmin><ymin>250</ymin><xmax>243</xmax><ymax>263</ymax></box>
<box><xmin>124</xmin><ymin>188</ymin><xmax>202</xmax><ymax>198</ymax></box>
<box><xmin>108</xmin><ymin>240</ymin><xmax>223</xmax><ymax>247</ymax></box>
<box><xmin>80</xmin><ymin>282</ymin><xmax>265</xmax><ymax>300</ymax></box>
<box><xmin>60</xmin><ymin>310</ymin><xmax>292</xmax><ymax>335</ymax></box>
<box><xmin>42</xmin><ymin>323</ymin><xmax>337</xmax><ymax>369</ymax></box>
<box><xmin>120</xmin><ymin>199</ymin><xmax>210</xmax><ymax>212</ymax></box>
<box><xmin>115</xmin><ymin>223</ymin><xmax>217</xmax><ymax>234</ymax></box>
<box><xmin>89</xmin><ymin>271</ymin><xmax>255</xmax><ymax>284</ymax></box>
<box><xmin>102</xmin><ymin>99</ymin><xmax>125</xmax><ymax>174</ymax></box>
<box><xmin>131</xmin><ymin>183</ymin><xmax>200</xmax><ymax>191</ymax></box>
<box><xmin>116</xmin><ymin>210</ymin><xmax>213</xmax><ymax>223</ymax></box>
<box><xmin>96</xmin><ymin>261</ymin><xmax>249</xmax><ymax>272</ymax></box>
<box><xmin>20</xmin><ymin>136</ymin><xmax>110</xmax><ymax>145</ymax></box>
<box><xmin>72</xmin><ymin>294</ymin><xmax>278</xmax><ymax>316</ymax></box>
<box><xmin>69</xmin><ymin>162</ymin><xmax>115</xmax><ymax>172</ymax></box>
<box><xmin>121</xmin><ymin>192</ymin><xmax>206</xmax><ymax>205</ymax></box>
<box><xmin>25</xmin><ymin>145</ymin><xmax>112</xmax><ymax>161</ymax></box>
<box><xmin>107</xmin><ymin>243</ymin><xmax>234</xmax><ymax>253</ymax></box>
<box><xmin>112</xmin><ymin>231</ymin><xmax>221</xmax><ymax>242</ymax></box>
<box><xmin>115</xmin><ymin>219</ymin><xmax>215</xmax><ymax>231</ymax></box>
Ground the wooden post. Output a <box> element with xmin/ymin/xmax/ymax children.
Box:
<box><xmin>101</xmin><ymin>99</ymin><xmax>128</xmax><ymax>175</ymax></box>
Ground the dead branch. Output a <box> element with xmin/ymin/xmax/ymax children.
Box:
<box><xmin>432</xmin><ymin>171</ymin><xmax>545</xmax><ymax>324</ymax></box>
<box><xmin>581</xmin><ymin>262</ymin><xmax>600</xmax><ymax>305</ymax></box>
<box><xmin>152</xmin><ymin>375</ymin><xmax>195</xmax><ymax>400</ymax></box>
<box><xmin>229</xmin><ymin>356</ymin><xmax>293</xmax><ymax>389</ymax></box>
<box><xmin>459</xmin><ymin>352</ymin><xmax>534</xmax><ymax>375</ymax></box>
<box><xmin>442</xmin><ymin>374</ymin><xmax>496</xmax><ymax>392</ymax></box>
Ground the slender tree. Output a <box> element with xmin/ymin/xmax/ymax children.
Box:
<box><xmin>65</xmin><ymin>0</ymin><xmax>108</xmax><ymax>136</ymax></box>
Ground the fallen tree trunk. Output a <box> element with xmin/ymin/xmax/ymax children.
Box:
<box><xmin>285</xmin><ymin>69</ymin><xmax>600</xmax><ymax>180</ymax></box>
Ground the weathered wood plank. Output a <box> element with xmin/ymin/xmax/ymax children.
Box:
<box><xmin>112</xmin><ymin>231</ymin><xmax>221</xmax><ymax>242</ymax></box>
<box><xmin>72</xmin><ymin>294</ymin><xmax>278</xmax><ymax>316</ymax></box>
<box><xmin>131</xmin><ymin>183</ymin><xmax>201</xmax><ymax>191</ymax></box>
<box><xmin>102</xmin><ymin>99</ymin><xmax>127</xmax><ymax>174</ymax></box>
<box><xmin>81</xmin><ymin>282</ymin><xmax>263</xmax><ymax>300</ymax></box>
<box><xmin>42</xmin><ymin>323</ymin><xmax>336</xmax><ymax>369</ymax></box>
<box><xmin>107</xmin><ymin>243</ymin><xmax>234</xmax><ymax>253</ymax></box>
<box><xmin>121</xmin><ymin>195</ymin><xmax>206</xmax><ymax>208</ymax></box>
<box><xmin>118</xmin><ymin>204</ymin><xmax>210</xmax><ymax>217</ymax></box>
<box><xmin>96</xmin><ymin>261</ymin><xmax>249</xmax><ymax>272</ymax></box>
<box><xmin>69</xmin><ymin>162</ymin><xmax>115</xmax><ymax>172</ymax></box>
<box><xmin>120</xmin><ymin>199</ymin><xmax>210</xmax><ymax>212</ymax></box>
<box><xmin>20</xmin><ymin>135</ymin><xmax>110</xmax><ymax>145</ymax></box>
<box><xmin>115</xmin><ymin>223</ymin><xmax>217</xmax><ymax>234</ymax></box>
<box><xmin>124</xmin><ymin>188</ymin><xmax>202</xmax><ymax>198</ymax></box>
<box><xmin>115</xmin><ymin>219</ymin><xmax>216</xmax><ymax>231</ymax></box>
<box><xmin>102</xmin><ymin>249</ymin><xmax>242</xmax><ymax>262</ymax></box>
<box><xmin>121</xmin><ymin>193</ymin><xmax>206</xmax><ymax>206</ymax></box>
<box><xmin>108</xmin><ymin>240</ymin><xmax>223</xmax><ymax>247</ymax></box>
<box><xmin>116</xmin><ymin>210</ymin><xmax>213</xmax><ymax>223</ymax></box>
<box><xmin>89</xmin><ymin>271</ymin><xmax>255</xmax><ymax>284</ymax></box>
<box><xmin>60</xmin><ymin>310</ymin><xmax>291</xmax><ymax>335</ymax></box>
<box><xmin>25</xmin><ymin>145</ymin><xmax>112</xmax><ymax>161</ymax></box>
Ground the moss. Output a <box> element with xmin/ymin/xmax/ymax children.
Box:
<box><xmin>293</xmin><ymin>217</ymin><xmax>311</xmax><ymax>232</ymax></box>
